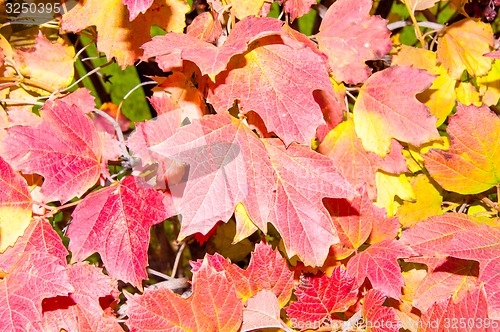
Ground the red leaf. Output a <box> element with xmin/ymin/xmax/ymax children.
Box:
<box><xmin>67</xmin><ymin>176</ymin><xmax>174</xmax><ymax>287</ymax></box>
<box><xmin>186</xmin><ymin>11</ymin><xmax>223</xmax><ymax>43</ymax></box>
<box><xmin>0</xmin><ymin>251</ymin><xmax>73</xmax><ymax>331</ymax></box>
<box><xmin>126</xmin><ymin>258</ymin><xmax>243</xmax><ymax>331</ymax></box>
<box><xmin>208</xmin><ymin>37</ymin><xmax>334</xmax><ymax>145</ymax></box>
<box><xmin>362</xmin><ymin>289</ymin><xmax>400</xmax><ymax>332</ymax></box>
<box><xmin>264</xmin><ymin>140</ymin><xmax>354</xmax><ymax>266</ymax></box>
<box><xmin>3</xmin><ymin>98</ymin><xmax>102</xmax><ymax>203</ymax></box>
<box><xmin>191</xmin><ymin>242</ymin><xmax>294</xmax><ymax>306</ymax></box>
<box><xmin>42</xmin><ymin>262</ymin><xmax>123</xmax><ymax>332</ymax></box>
<box><xmin>347</xmin><ymin>240</ymin><xmax>414</xmax><ymax>300</ymax></box>
<box><xmin>316</xmin><ymin>0</ymin><xmax>391</xmax><ymax>84</ymax></box>
<box><xmin>286</xmin><ymin>267</ymin><xmax>358</xmax><ymax>326</ymax></box>
<box><xmin>353</xmin><ymin>66</ymin><xmax>439</xmax><ymax>156</ymax></box>
<box><xmin>142</xmin><ymin>16</ymin><xmax>283</xmax><ymax>77</ymax></box>
<box><xmin>419</xmin><ymin>286</ymin><xmax>497</xmax><ymax>331</ymax></box>
<box><xmin>150</xmin><ymin>113</ymin><xmax>275</xmax><ymax>237</ymax></box>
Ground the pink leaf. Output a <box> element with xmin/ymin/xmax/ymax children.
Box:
<box><xmin>67</xmin><ymin>176</ymin><xmax>174</xmax><ymax>288</ymax></box>
<box><xmin>283</xmin><ymin>0</ymin><xmax>316</xmax><ymax>22</ymax></box>
<box><xmin>362</xmin><ymin>289</ymin><xmax>400</xmax><ymax>332</ymax></box>
<box><xmin>123</xmin><ymin>0</ymin><xmax>154</xmax><ymax>21</ymax></box>
<box><xmin>3</xmin><ymin>98</ymin><xmax>102</xmax><ymax>203</ymax></box>
<box><xmin>241</xmin><ymin>290</ymin><xmax>284</xmax><ymax>331</ymax></box>
<box><xmin>316</xmin><ymin>0</ymin><xmax>391</xmax><ymax>84</ymax></box>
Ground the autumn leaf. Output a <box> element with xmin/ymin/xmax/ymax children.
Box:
<box><xmin>122</xmin><ymin>0</ymin><xmax>154</xmax><ymax>21</ymax></box>
<box><xmin>126</xmin><ymin>257</ymin><xmax>243</xmax><ymax>331</ymax></box>
<box><xmin>315</xmin><ymin>0</ymin><xmax>391</xmax><ymax>84</ymax></box>
<box><xmin>404</xmin><ymin>0</ymin><xmax>444</xmax><ymax>11</ymax></box>
<box><xmin>191</xmin><ymin>242</ymin><xmax>294</xmax><ymax>306</ymax></box>
<box><xmin>42</xmin><ymin>262</ymin><xmax>123</xmax><ymax>332</ymax></box>
<box><xmin>186</xmin><ymin>11</ymin><xmax>223</xmax><ymax>43</ymax></box>
<box><xmin>241</xmin><ymin>290</ymin><xmax>285</xmax><ymax>331</ymax></box>
<box><xmin>437</xmin><ymin>18</ymin><xmax>494</xmax><ymax>79</ymax></box>
<box><xmin>347</xmin><ymin>239</ymin><xmax>414</xmax><ymax>300</ymax></box>
<box><xmin>286</xmin><ymin>267</ymin><xmax>358</xmax><ymax>326</ymax></box>
<box><xmin>67</xmin><ymin>176</ymin><xmax>174</xmax><ymax>288</ymax></box>
<box><xmin>13</xmin><ymin>32</ymin><xmax>74</xmax><ymax>93</ymax></box>
<box><xmin>318</xmin><ymin>119</ymin><xmax>408</xmax><ymax>200</ymax></box>
<box><xmin>3</xmin><ymin>98</ymin><xmax>102</xmax><ymax>203</ymax></box>
<box><xmin>264</xmin><ymin>140</ymin><xmax>354</xmax><ymax>266</ymax></box>
<box><xmin>424</xmin><ymin>103</ymin><xmax>500</xmax><ymax>194</ymax></box>
<box><xmin>353</xmin><ymin>66</ymin><xmax>439</xmax><ymax>156</ymax></box>
<box><xmin>418</xmin><ymin>286</ymin><xmax>496</xmax><ymax>331</ymax></box>
<box><xmin>142</xmin><ymin>16</ymin><xmax>284</xmax><ymax>78</ymax></box>
<box><xmin>62</xmin><ymin>0</ymin><xmax>189</xmax><ymax>68</ymax></box>
<box><xmin>208</xmin><ymin>36</ymin><xmax>335</xmax><ymax>145</ymax></box>
<box><xmin>283</xmin><ymin>0</ymin><xmax>316</xmax><ymax>21</ymax></box>
<box><xmin>0</xmin><ymin>156</ymin><xmax>32</xmax><ymax>252</ymax></box>
<box><xmin>150</xmin><ymin>113</ymin><xmax>275</xmax><ymax>237</ymax></box>
<box><xmin>362</xmin><ymin>289</ymin><xmax>400</xmax><ymax>332</ymax></box>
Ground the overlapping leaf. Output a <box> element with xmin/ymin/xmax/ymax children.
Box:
<box><xmin>353</xmin><ymin>65</ymin><xmax>439</xmax><ymax>156</ymax></box>
<box><xmin>424</xmin><ymin>103</ymin><xmax>500</xmax><ymax>194</ymax></box>
<box><xmin>67</xmin><ymin>176</ymin><xmax>174</xmax><ymax>287</ymax></box>
<box><xmin>126</xmin><ymin>258</ymin><xmax>243</xmax><ymax>331</ymax></box>
<box><xmin>347</xmin><ymin>240</ymin><xmax>414</xmax><ymax>300</ymax></box>
<box><xmin>0</xmin><ymin>156</ymin><xmax>32</xmax><ymax>252</ymax></box>
<box><xmin>362</xmin><ymin>289</ymin><xmax>400</xmax><ymax>332</ymax></box>
<box><xmin>283</xmin><ymin>0</ymin><xmax>316</xmax><ymax>21</ymax></box>
<box><xmin>286</xmin><ymin>267</ymin><xmax>358</xmax><ymax>325</ymax></box>
<box><xmin>241</xmin><ymin>290</ymin><xmax>284</xmax><ymax>331</ymax></box>
<box><xmin>315</xmin><ymin>0</ymin><xmax>391</xmax><ymax>84</ymax></box>
<box><xmin>3</xmin><ymin>98</ymin><xmax>102</xmax><ymax>203</ymax></box>
<box><xmin>62</xmin><ymin>0</ymin><xmax>189</xmax><ymax>67</ymax></box>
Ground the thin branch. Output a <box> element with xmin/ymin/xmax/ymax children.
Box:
<box><xmin>0</xmin><ymin>77</ymin><xmax>55</xmax><ymax>94</ymax></box>
<box><xmin>387</xmin><ymin>20</ymin><xmax>445</xmax><ymax>31</ymax></box>
<box><xmin>171</xmin><ymin>241</ymin><xmax>186</xmax><ymax>278</ymax></box>
<box><xmin>0</xmin><ymin>99</ymin><xmax>44</xmax><ymax>106</ymax></box>
<box><xmin>478</xmin><ymin>194</ymin><xmax>500</xmax><ymax>212</ymax></box>
<box><xmin>147</xmin><ymin>268</ymin><xmax>171</xmax><ymax>280</ymax></box>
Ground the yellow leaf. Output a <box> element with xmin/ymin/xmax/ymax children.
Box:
<box><xmin>477</xmin><ymin>60</ymin><xmax>500</xmax><ymax>106</ymax></box>
<box><xmin>437</xmin><ymin>18</ymin><xmax>494</xmax><ymax>79</ymax></box>
<box><xmin>375</xmin><ymin>171</ymin><xmax>415</xmax><ymax>216</ymax></box>
<box><xmin>234</xmin><ymin>203</ymin><xmax>258</xmax><ymax>243</ymax></box>
<box><xmin>0</xmin><ymin>207</ymin><xmax>31</xmax><ymax>252</ymax></box>
<box><xmin>467</xmin><ymin>203</ymin><xmax>500</xmax><ymax>227</ymax></box>
<box><xmin>403</xmin><ymin>0</ymin><xmax>444</xmax><ymax>11</ymax></box>
<box><xmin>397</xmin><ymin>174</ymin><xmax>443</xmax><ymax>227</ymax></box>
<box><xmin>393</xmin><ymin>45</ymin><xmax>456</xmax><ymax>126</ymax></box>
<box><xmin>403</xmin><ymin>137</ymin><xmax>449</xmax><ymax>173</ymax></box>
<box><xmin>455</xmin><ymin>81</ymin><xmax>481</xmax><ymax>106</ymax></box>
<box><xmin>225</xmin><ymin>0</ymin><xmax>265</xmax><ymax>19</ymax></box>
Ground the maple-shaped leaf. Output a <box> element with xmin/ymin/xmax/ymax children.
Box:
<box><xmin>437</xmin><ymin>18</ymin><xmax>494</xmax><ymax>79</ymax></box>
<box><xmin>419</xmin><ymin>286</ymin><xmax>497</xmax><ymax>331</ymax></box>
<box><xmin>315</xmin><ymin>0</ymin><xmax>391</xmax><ymax>84</ymax></box>
<box><xmin>325</xmin><ymin>188</ymin><xmax>399</xmax><ymax>251</ymax></box>
<box><xmin>283</xmin><ymin>0</ymin><xmax>316</xmax><ymax>21</ymax></box>
<box><xmin>264</xmin><ymin>140</ymin><xmax>354</xmax><ymax>266</ymax></box>
<box><xmin>362</xmin><ymin>289</ymin><xmax>400</xmax><ymax>332</ymax></box>
<box><xmin>13</xmin><ymin>32</ymin><xmax>74</xmax><ymax>93</ymax></box>
<box><xmin>42</xmin><ymin>262</ymin><xmax>123</xmax><ymax>332</ymax></box>
<box><xmin>286</xmin><ymin>267</ymin><xmax>358</xmax><ymax>326</ymax></box>
<box><xmin>0</xmin><ymin>251</ymin><xmax>73</xmax><ymax>331</ymax></box>
<box><xmin>424</xmin><ymin>103</ymin><xmax>500</xmax><ymax>194</ymax></box>
<box><xmin>62</xmin><ymin>0</ymin><xmax>189</xmax><ymax>68</ymax></box>
<box><xmin>67</xmin><ymin>176</ymin><xmax>174</xmax><ymax>288</ymax></box>
<box><xmin>442</xmin><ymin>224</ymin><xmax>500</xmax><ymax>319</ymax></box>
<box><xmin>3</xmin><ymin>99</ymin><xmax>102</xmax><ymax>203</ymax></box>
<box><xmin>126</xmin><ymin>257</ymin><xmax>243</xmax><ymax>331</ymax></box>
<box><xmin>318</xmin><ymin>120</ymin><xmax>408</xmax><ymax>200</ymax></box>
<box><xmin>241</xmin><ymin>290</ymin><xmax>285</xmax><ymax>331</ymax></box>
<box><xmin>347</xmin><ymin>239</ymin><xmax>414</xmax><ymax>300</ymax></box>
<box><xmin>186</xmin><ymin>11</ymin><xmax>223</xmax><ymax>43</ymax></box>
<box><xmin>142</xmin><ymin>16</ymin><xmax>283</xmax><ymax>78</ymax></box>
<box><xmin>150</xmin><ymin>113</ymin><xmax>275</xmax><ymax>237</ymax></box>
<box><xmin>0</xmin><ymin>156</ymin><xmax>32</xmax><ymax>252</ymax></box>
<box><xmin>353</xmin><ymin>66</ymin><xmax>440</xmax><ymax>156</ymax></box>
<box><xmin>190</xmin><ymin>242</ymin><xmax>294</xmax><ymax>306</ymax></box>
<box><xmin>209</xmin><ymin>36</ymin><xmax>336</xmax><ymax>146</ymax></box>
<box><xmin>408</xmin><ymin>257</ymin><xmax>479</xmax><ymax>314</ymax></box>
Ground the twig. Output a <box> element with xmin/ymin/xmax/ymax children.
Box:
<box><xmin>402</xmin><ymin>0</ymin><xmax>427</xmax><ymax>47</ymax></box>
<box><xmin>0</xmin><ymin>77</ymin><xmax>56</xmax><ymax>94</ymax></box>
<box><xmin>171</xmin><ymin>241</ymin><xmax>186</xmax><ymax>278</ymax></box>
<box><xmin>116</xmin><ymin>81</ymin><xmax>157</xmax><ymax>119</ymax></box>
<box><xmin>387</xmin><ymin>20</ymin><xmax>445</xmax><ymax>31</ymax></box>
<box><xmin>478</xmin><ymin>194</ymin><xmax>500</xmax><ymax>212</ymax></box>
<box><xmin>147</xmin><ymin>268</ymin><xmax>171</xmax><ymax>280</ymax></box>
<box><xmin>0</xmin><ymin>99</ymin><xmax>44</xmax><ymax>106</ymax></box>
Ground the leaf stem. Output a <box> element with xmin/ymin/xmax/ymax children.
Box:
<box><xmin>387</xmin><ymin>20</ymin><xmax>445</xmax><ymax>32</ymax></box>
<box><xmin>147</xmin><ymin>268</ymin><xmax>171</xmax><ymax>280</ymax></box>
<box><xmin>478</xmin><ymin>194</ymin><xmax>500</xmax><ymax>212</ymax></box>
<box><xmin>0</xmin><ymin>77</ymin><xmax>55</xmax><ymax>94</ymax></box>
<box><xmin>171</xmin><ymin>241</ymin><xmax>186</xmax><ymax>278</ymax></box>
